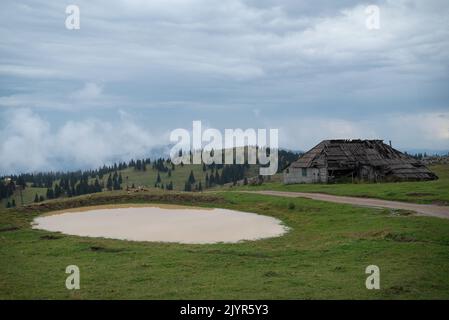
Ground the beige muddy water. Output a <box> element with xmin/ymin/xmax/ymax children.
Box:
<box><xmin>32</xmin><ymin>205</ymin><xmax>288</xmax><ymax>244</ymax></box>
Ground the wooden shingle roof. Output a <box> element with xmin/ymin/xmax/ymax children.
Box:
<box><xmin>288</xmin><ymin>140</ymin><xmax>437</xmax><ymax>180</ymax></box>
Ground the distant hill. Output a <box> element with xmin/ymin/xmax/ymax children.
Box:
<box><xmin>403</xmin><ymin>149</ymin><xmax>449</xmax><ymax>157</ymax></box>
<box><xmin>1</xmin><ymin>148</ymin><xmax>300</xmax><ymax>207</ymax></box>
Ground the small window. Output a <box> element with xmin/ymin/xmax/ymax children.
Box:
<box><xmin>302</xmin><ymin>168</ymin><xmax>307</xmax><ymax>177</ymax></box>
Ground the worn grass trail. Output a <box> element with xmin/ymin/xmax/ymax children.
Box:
<box><xmin>241</xmin><ymin>190</ymin><xmax>449</xmax><ymax>219</ymax></box>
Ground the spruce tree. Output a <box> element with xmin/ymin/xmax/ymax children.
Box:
<box><xmin>113</xmin><ymin>177</ymin><xmax>121</xmax><ymax>190</ymax></box>
<box><xmin>107</xmin><ymin>174</ymin><xmax>113</xmax><ymax>191</ymax></box>
<box><xmin>46</xmin><ymin>188</ymin><xmax>54</xmax><ymax>199</ymax></box>
<box><xmin>188</xmin><ymin>170</ymin><xmax>195</xmax><ymax>184</ymax></box>
<box><xmin>94</xmin><ymin>178</ymin><xmax>102</xmax><ymax>192</ymax></box>
<box><xmin>215</xmin><ymin>170</ymin><xmax>220</xmax><ymax>185</ymax></box>
<box><xmin>54</xmin><ymin>184</ymin><xmax>62</xmax><ymax>198</ymax></box>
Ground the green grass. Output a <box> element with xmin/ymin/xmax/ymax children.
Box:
<box><xmin>118</xmin><ymin>164</ymin><xmax>260</xmax><ymax>191</ymax></box>
<box><xmin>2</xmin><ymin>163</ymin><xmax>262</xmax><ymax>208</ymax></box>
<box><xmin>1</xmin><ymin>186</ymin><xmax>47</xmax><ymax>208</ymax></box>
<box><xmin>233</xmin><ymin>164</ymin><xmax>449</xmax><ymax>205</ymax></box>
<box><xmin>1</xmin><ymin>191</ymin><xmax>449</xmax><ymax>299</ymax></box>
<box><xmin>118</xmin><ymin>165</ymin><xmax>209</xmax><ymax>190</ymax></box>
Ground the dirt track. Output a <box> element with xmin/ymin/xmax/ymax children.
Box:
<box><xmin>244</xmin><ymin>191</ymin><xmax>449</xmax><ymax>219</ymax></box>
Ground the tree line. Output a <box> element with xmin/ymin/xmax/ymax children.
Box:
<box><xmin>1</xmin><ymin>149</ymin><xmax>301</xmax><ymax>205</ymax></box>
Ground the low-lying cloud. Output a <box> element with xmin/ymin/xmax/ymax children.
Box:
<box><xmin>1</xmin><ymin>108</ymin><xmax>448</xmax><ymax>175</ymax></box>
<box><xmin>0</xmin><ymin>109</ymin><xmax>162</xmax><ymax>174</ymax></box>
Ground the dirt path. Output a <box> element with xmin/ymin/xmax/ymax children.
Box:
<box><xmin>243</xmin><ymin>191</ymin><xmax>449</xmax><ymax>219</ymax></box>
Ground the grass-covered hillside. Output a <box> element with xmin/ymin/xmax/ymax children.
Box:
<box><xmin>1</xmin><ymin>190</ymin><xmax>449</xmax><ymax>299</ymax></box>
<box><xmin>1</xmin><ymin>149</ymin><xmax>298</xmax><ymax>208</ymax></box>
<box><xmin>0</xmin><ymin>161</ymin><xmax>257</xmax><ymax>208</ymax></box>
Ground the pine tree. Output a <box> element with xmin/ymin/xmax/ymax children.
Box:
<box><xmin>188</xmin><ymin>170</ymin><xmax>195</xmax><ymax>184</ymax></box>
<box><xmin>113</xmin><ymin>177</ymin><xmax>121</xmax><ymax>190</ymax></box>
<box><xmin>156</xmin><ymin>173</ymin><xmax>161</xmax><ymax>184</ymax></box>
<box><xmin>107</xmin><ymin>174</ymin><xmax>113</xmax><ymax>191</ymax></box>
<box><xmin>17</xmin><ymin>176</ymin><xmax>26</xmax><ymax>189</ymax></box>
<box><xmin>215</xmin><ymin>170</ymin><xmax>220</xmax><ymax>185</ymax></box>
<box><xmin>54</xmin><ymin>183</ymin><xmax>62</xmax><ymax>198</ymax></box>
<box><xmin>34</xmin><ymin>193</ymin><xmax>39</xmax><ymax>203</ymax></box>
<box><xmin>94</xmin><ymin>178</ymin><xmax>102</xmax><ymax>192</ymax></box>
<box><xmin>46</xmin><ymin>188</ymin><xmax>54</xmax><ymax>199</ymax></box>
<box><xmin>198</xmin><ymin>182</ymin><xmax>203</xmax><ymax>192</ymax></box>
<box><xmin>11</xmin><ymin>199</ymin><xmax>16</xmax><ymax>207</ymax></box>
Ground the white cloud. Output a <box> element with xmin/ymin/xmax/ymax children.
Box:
<box><xmin>0</xmin><ymin>109</ymin><xmax>163</xmax><ymax>174</ymax></box>
<box><xmin>69</xmin><ymin>82</ymin><xmax>103</xmax><ymax>100</ymax></box>
<box><xmin>0</xmin><ymin>108</ymin><xmax>448</xmax><ymax>174</ymax></box>
<box><xmin>0</xmin><ymin>109</ymin><xmax>52</xmax><ymax>173</ymax></box>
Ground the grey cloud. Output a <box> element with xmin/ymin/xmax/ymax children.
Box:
<box><xmin>0</xmin><ymin>0</ymin><xmax>448</xmax><ymax>170</ymax></box>
<box><xmin>277</xmin><ymin>112</ymin><xmax>449</xmax><ymax>151</ymax></box>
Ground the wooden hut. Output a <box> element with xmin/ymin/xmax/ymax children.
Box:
<box><xmin>284</xmin><ymin>140</ymin><xmax>438</xmax><ymax>184</ymax></box>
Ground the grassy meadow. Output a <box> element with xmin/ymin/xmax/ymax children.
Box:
<box><xmin>1</xmin><ymin>189</ymin><xmax>449</xmax><ymax>299</ymax></box>
<box><xmin>234</xmin><ymin>164</ymin><xmax>449</xmax><ymax>205</ymax></box>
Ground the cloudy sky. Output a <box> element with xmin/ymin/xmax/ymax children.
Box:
<box><xmin>1</xmin><ymin>0</ymin><xmax>449</xmax><ymax>174</ymax></box>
